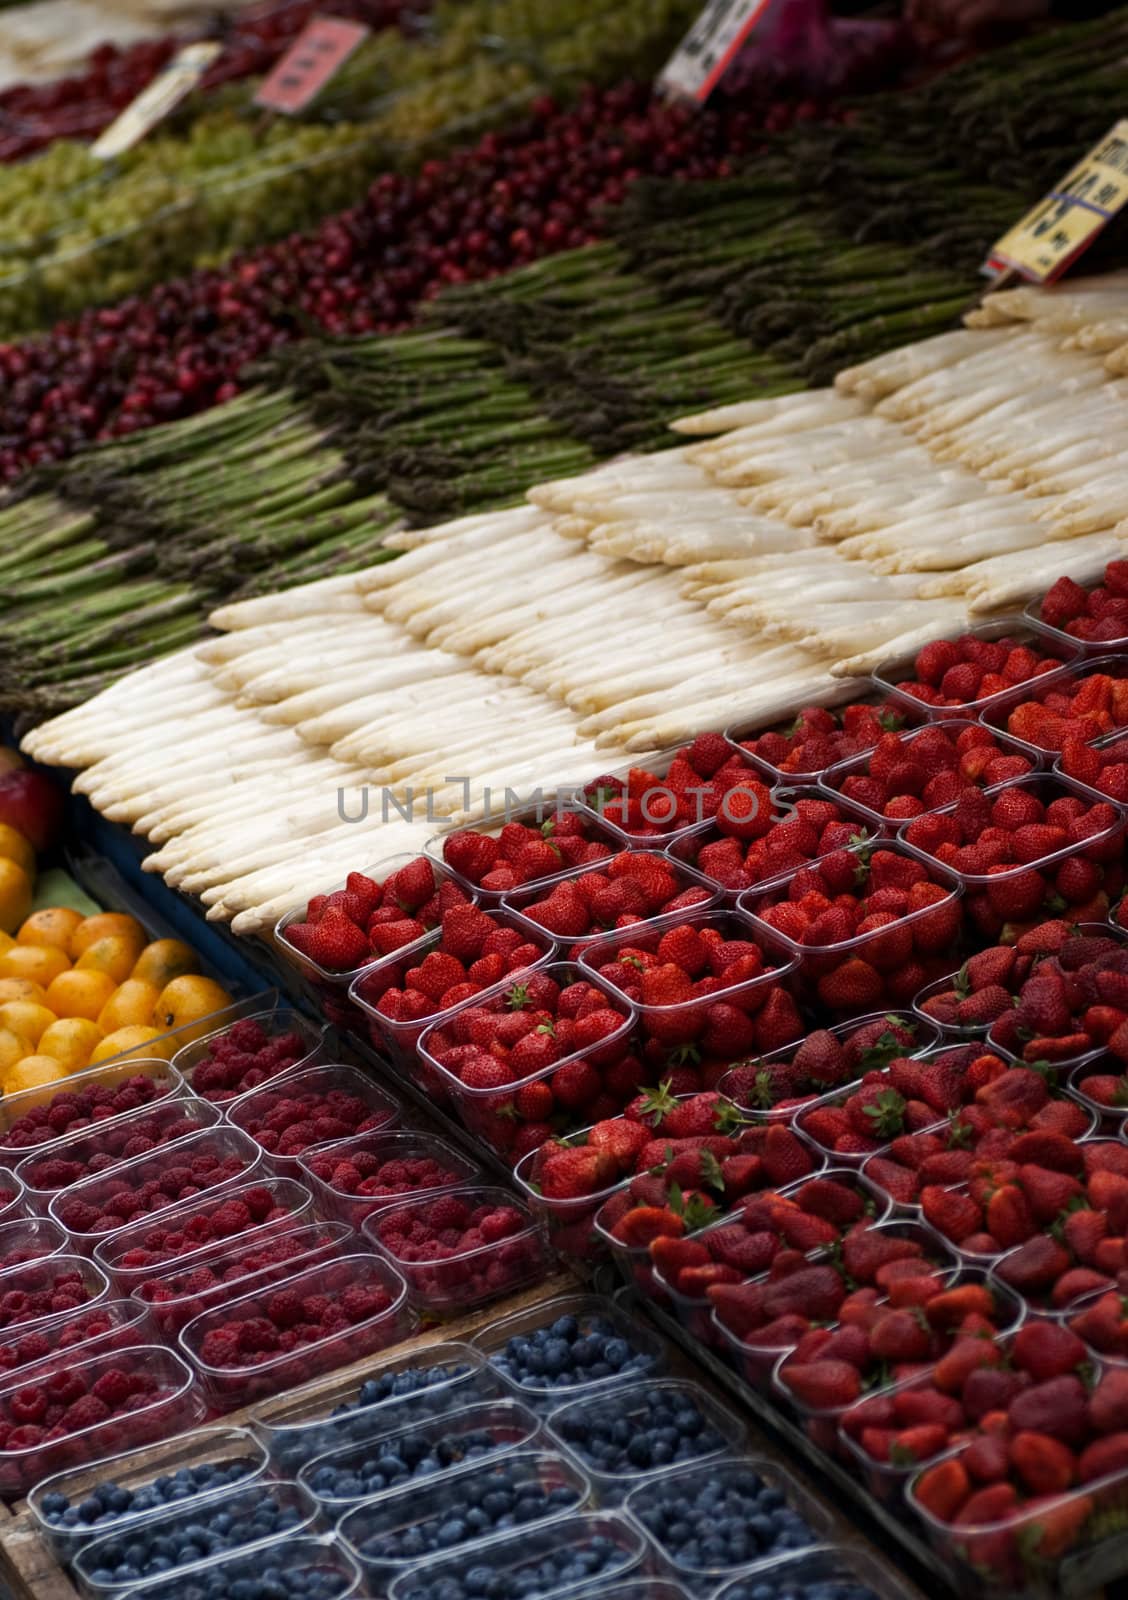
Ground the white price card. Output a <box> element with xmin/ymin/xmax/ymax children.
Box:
<box><xmin>91</xmin><ymin>41</ymin><xmax>221</xmax><ymax>159</ymax></box>
<box><xmin>985</xmin><ymin>120</ymin><xmax>1128</xmax><ymax>284</ymax></box>
<box><xmin>658</xmin><ymin>0</ymin><xmax>771</xmax><ymax>104</ymax></box>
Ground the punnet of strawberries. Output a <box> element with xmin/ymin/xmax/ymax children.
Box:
<box><xmin>1037</xmin><ymin>561</ymin><xmax>1128</xmax><ymax>645</ymax></box>
<box><xmin>720</xmin><ymin>1012</ymin><xmax>933</xmax><ymax>1120</ymax></box>
<box><xmin>281</xmin><ymin>858</ymin><xmax>467</xmax><ymax>975</ymax></box>
<box><xmin>876</xmin><ymin>629</ymin><xmax>1069</xmax><ymax>713</ymax></box>
<box><xmin>988</xmin><ymin>926</ymin><xmax>1128</xmax><ymax>1064</ymax></box>
<box><xmin>671</xmin><ymin>794</ymin><xmax>879</xmax><ymax>893</ymax></box>
<box><xmin>908</xmin><ymin>1336</ymin><xmax>1128</xmax><ymax>1585</ymax></box>
<box><xmin>579</xmin><ymin>732</ymin><xmax>773</xmax><ymax>840</ymax></box>
<box><xmin>742</xmin><ymin>842</ymin><xmax>960</xmax><ymax>1013</ymax></box>
<box><xmin>438</xmin><ymin>810</ymin><xmax>615</xmax><ymax>895</ymax></box>
<box><xmin>1000</xmin><ymin>663</ymin><xmax>1128</xmax><ymax>752</ymax></box>
<box><xmin>504</xmin><ymin>850</ymin><xmax>714</xmax><ymax>943</ymax></box>
<box><xmin>736</xmin><ymin>700</ymin><xmax>908</xmax><ymax>780</ymax></box>
<box><xmin>827</xmin><ymin>721</ymin><xmax>1034</xmax><ymax>824</ymax></box>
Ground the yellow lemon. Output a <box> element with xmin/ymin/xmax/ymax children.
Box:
<box><xmin>0</xmin><ymin>860</ymin><xmax>31</xmax><ymax>937</ymax></box>
<box><xmin>37</xmin><ymin>1017</ymin><xmax>104</xmax><ymax>1075</ymax></box>
<box><xmin>1</xmin><ymin>1055</ymin><xmax>68</xmax><ymax>1094</ymax></box>
<box><xmin>18</xmin><ymin>907</ymin><xmax>83</xmax><ymax>953</ymax></box>
<box><xmin>0</xmin><ymin>978</ymin><xmax>46</xmax><ymax>1007</ymax></box>
<box><xmin>68</xmin><ymin>912</ymin><xmax>146</xmax><ymax>961</ymax></box>
<box><xmin>45</xmin><ymin>968</ymin><xmax>117</xmax><ymax>1023</ymax></box>
<box><xmin>0</xmin><ymin>826</ymin><xmax>35</xmax><ymax>881</ymax></box>
<box><xmin>0</xmin><ymin>1001</ymin><xmax>54</xmax><ymax>1047</ymax></box>
<box><xmin>131</xmin><ymin>939</ymin><xmax>200</xmax><ymax>991</ymax></box>
<box><xmin>152</xmin><ymin>976</ymin><xmax>233</xmax><ymax>1043</ymax></box>
<box><xmin>75</xmin><ymin>933</ymin><xmax>148</xmax><ymax>986</ymax></box>
<box><xmin>97</xmin><ymin>979</ymin><xmax>161</xmax><ymax>1034</ymax></box>
<box><xmin>90</xmin><ymin>1024</ymin><xmax>172</xmax><ymax>1065</ymax></box>
<box><xmin>0</xmin><ymin>945</ymin><xmax>69</xmax><ymax>989</ymax></box>
<box><xmin>0</xmin><ymin>1027</ymin><xmax>31</xmax><ymax>1076</ymax></box>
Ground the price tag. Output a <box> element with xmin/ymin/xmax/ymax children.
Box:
<box><xmin>254</xmin><ymin>16</ymin><xmax>369</xmax><ymax>115</ymax></box>
<box><xmin>91</xmin><ymin>42</ymin><xmax>221</xmax><ymax>160</ymax></box>
<box><xmin>985</xmin><ymin>119</ymin><xmax>1128</xmax><ymax>284</ymax></box>
<box><xmin>658</xmin><ymin>0</ymin><xmax>771</xmax><ymax>104</ymax></box>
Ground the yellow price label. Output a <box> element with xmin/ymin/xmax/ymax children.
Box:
<box><xmin>985</xmin><ymin>119</ymin><xmax>1128</xmax><ymax>284</ymax></box>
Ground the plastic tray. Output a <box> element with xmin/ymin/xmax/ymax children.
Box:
<box><xmin>544</xmin><ymin>1377</ymin><xmax>743</xmax><ymax>1503</ymax></box>
<box><xmin>361</xmin><ymin>1185</ymin><xmax>549</xmax><ymax>1315</ymax></box>
<box><xmin>0</xmin><ymin>1342</ymin><xmax>204</xmax><ymax>1498</ymax></box>
<box><xmin>251</xmin><ymin>1340</ymin><xmax>498</xmax><ymax>1474</ymax></box>
<box><xmin>115</xmin><ymin>1536</ymin><xmax>363</xmax><ymax>1600</ymax></box>
<box><xmin>337</xmin><ymin>1449</ymin><xmax>591</xmax><ymax>1583</ymax></box>
<box><xmin>73</xmin><ymin>1478</ymin><xmax>321</xmax><ymax>1596</ymax></box>
<box><xmin>134</xmin><ymin>1220</ymin><xmax>355</xmax><ymax>1341</ymax></box>
<box><xmin>94</xmin><ymin>1176</ymin><xmax>318</xmax><ymax>1293</ymax></box>
<box><xmin>0</xmin><ymin>1057</ymin><xmax>188</xmax><ymax>1164</ymax></box>
<box><xmin>870</xmin><ymin>616</ymin><xmax>1079</xmax><ymax>724</ymax></box>
<box><xmin>471</xmin><ymin>1293</ymin><xmax>665</xmax><ymax>1411</ymax></box>
<box><xmin>297</xmin><ymin>1128</ymin><xmax>480</xmax><ymax>1230</ymax></box>
<box><xmin>385</xmin><ymin>1511</ymin><xmax>648</xmax><ymax>1600</ymax></box>
<box><xmin>50</xmin><ymin>1124</ymin><xmax>264</xmax><ymax>1249</ymax></box>
<box><xmin>172</xmin><ymin>1003</ymin><xmax>328</xmax><ymax>1105</ymax></box>
<box><xmin>30</xmin><ymin>1423</ymin><xmax>270</xmax><ymax>1564</ymax></box>
<box><xmin>223</xmin><ymin>1060</ymin><xmax>400</xmax><ymax>1179</ymax></box>
<box><xmin>0</xmin><ymin>1214</ymin><xmax>67</xmax><ymax>1270</ymax></box>
<box><xmin>178</xmin><ymin>1251</ymin><xmax>411</xmax><ymax>1411</ymax></box>
<box><xmin>14</xmin><ymin>1096</ymin><xmax>223</xmax><ymax>1207</ymax></box>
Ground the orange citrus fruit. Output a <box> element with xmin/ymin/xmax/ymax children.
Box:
<box><xmin>1</xmin><ymin>1055</ymin><xmax>68</xmax><ymax>1094</ymax></box>
<box><xmin>97</xmin><ymin>979</ymin><xmax>161</xmax><ymax>1034</ymax></box>
<box><xmin>90</xmin><ymin>1024</ymin><xmax>171</xmax><ymax>1065</ymax></box>
<box><xmin>0</xmin><ymin>978</ymin><xmax>46</xmax><ymax>1007</ymax></box>
<box><xmin>152</xmin><ymin>976</ymin><xmax>233</xmax><ymax>1042</ymax></box>
<box><xmin>0</xmin><ymin>945</ymin><xmax>69</xmax><ymax>988</ymax></box>
<box><xmin>0</xmin><ymin>825</ymin><xmax>35</xmax><ymax>881</ymax></box>
<box><xmin>37</xmin><ymin>1018</ymin><xmax>104</xmax><ymax>1074</ymax></box>
<box><xmin>0</xmin><ymin>1001</ymin><xmax>54</xmax><ymax>1047</ymax></box>
<box><xmin>68</xmin><ymin>912</ymin><xmax>146</xmax><ymax>961</ymax></box>
<box><xmin>45</xmin><ymin>968</ymin><xmax>117</xmax><ymax>1023</ymax></box>
<box><xmin>18</xmin><ymin>907</ymin><xmax>83</xmax><ymax>953</ymax></box>
<box><xmin>75</xmin><ymin>934</ymin><xmax>147</xmax><ymax>986</ymax></box>
<box><xmin>131</xmin><ymin>939</ymin><xmax>199</xmax><ymax>991</ymax></box>
<box><xmin>0</xmin><ymin>860</ymin><xmax>32</xmax><ymax>936</ymax></box>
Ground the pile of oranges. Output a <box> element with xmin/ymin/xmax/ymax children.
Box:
<box><xmin>0</xmin><ymin>902</ymin><xmax>233</xmax><ymax>1096</ymax></box>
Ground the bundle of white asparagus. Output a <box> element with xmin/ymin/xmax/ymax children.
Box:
<box><xmin>25</xmin><ymin>275</ymin><xmax>1128</xmax><ymax>937</ymax></box>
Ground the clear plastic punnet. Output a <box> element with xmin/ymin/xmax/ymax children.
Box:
<box><xmin>30</xmin><ymin>1423</ymin><xmax>270</xmax><ymax>1564</ymax></box>
<box><xmin>251</xmin><ymin>1339</ymin><xmax>499</xmax><ymax>1474</ymax></box>
<box><xmin>471</xmin><ymin>1293</ymin><xmax>665</xmax><ymax>1410</ymax></box>
<box><xmin>179</xmin><ymin>1250</ymin><xmax>412</xmax><ymax>1410</ymax></box>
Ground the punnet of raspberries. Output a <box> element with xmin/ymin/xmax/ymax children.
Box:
<box><xmin>188</xmin><ymin>1017</ymin><xmax>316</xmax><ymax>1102</ymax></box>
<box><xmin>365</xmin><ymin>1189</ymin><xmax>547</xmax><ymax>1309</ymax></box>
<box><xmin>302</xmin><ymin>1131</ymin><xmax>474</xmax><ymax>1217</ymax></box>
<box><xmin>419</xmin><ymin>968</ymin><xmax>638</xmax><ymax>1157</ymax></box>
<box><xmin>987</xmin><ymin>928</ymin><xmax>1128</xmax><ymax>1064</ymax></box>
<box><xmin>580</xmin><ymin>733</ymin><xmax>773</xmax><ymax>840</ymax></box>
<box><xmin>17</xmin><ymin>1103</ymin><xmax>215</xmax><ymax>1195</ymax></box>
<box><xmin>861</xmin><ymin>1059</ymin><xmax>1094</xmax><ymax>1208</ymax></box>
<box><xmin>742</xmin><ymin>843</ymin><xmax>960</xmax><ymax>1013</ymax></box>
<box><xmin>439</xmin><ymin>811</ymin><xmax>615</xmax><ymax>895</ymax></box>
<box><xmin>827</xmin><ymin>722</ymin><xmax>1034</xmax><ymax>824</ymax></box>
<box><xmin>736</xmin><ymin>701</ymin><xmax>907</xmax><ymax>780</ymax></box>
<box><xmin>0</xmin><ymin>1072</ymin><xmax>173</xmax><ymax>1152</ymax></box>
<box><xmin>282</xmin><ymin>858</ymin><xmax>470</xmax><ymax>975</ymax></box>
<box><xmin>1001</xmin><ymin>664</ymin><xmax>1128</xmax><ymax>752</ymax></box>
<box><xmin>505</xmin><ymin>851</ymin><xmax>714</xmax><ymax>944</ymax></box>
<box><xmin>674</xmin><ymin>794</ymin><xmax>879</xmax><ymax>894</ymax></box>
<box><xmin>876</xmin><ymin>629</ymin><xmax>1068</xmax><ymax>712</ymax></box>
<box><xmin>721</xmin><ymin>1012</ymin><xmax>932</xmax><ymax>1118</ymax></box>
<box><xmin>229</xmin><ymin>1067</ymin><xmax>396</xmax><ymax>1161</ymax></box>
<box><xmin>908</xmin><ymin>1336</ymin><xmax>1128</xmax><ymax>1583</ymax></box>
<box><xmin>103</xmin><ymin>1180</ymin><xmax>304</xmax><ymax>1276</ymax></box>
<box><xmin>1037</xmin><ymin>561</ymin><xmax>1128</xmax><ymax>644</ymax></box>
<box><xmin>53</xmin><ymin>1130</ymin><xmax>256</xmax><ymax>1237</ymax></box>
<box><xmin>0</xmin><ymin>1260</ymin><xmax>101</xmax><ymax>1328</ymax></box>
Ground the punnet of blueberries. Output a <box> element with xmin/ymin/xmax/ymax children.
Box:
<box><xmin>625</xmin><ymin>1461</ymin><xmax>821</xmax><ymax>1573</ymax></box>
<box><xmin>342</xmin><ymin>1453</ymin><xmax>582</xmax><ymax>1567</ymax></box>
<box><xmin>548</xmin><ymin>1382</ymin><xmax>731</xmax><ymax>1483</ymax></box>
<box><xmin>76</xmin><ymin>1482</ymin><xmax>310</xmax><ymax>1589</ymax></box>
<box><xmin>302</xmin><ymin>1404</ymin><xmax>534</xmax><ymax>1505</ymax></box>
<box><xmin>38</xmin><ymin>1458</ymin><xmax>260</xmax><ymax>1537</ymax></box>
<box><xmin>389</xmin><ymin>1516</ymin><xmax>639</xmax><ymax>1600</ymax></box>
<box><xmin>486</xmin><ymin>1309</ymin><xmax>658</xmax><ymax>1396</ymax></box>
